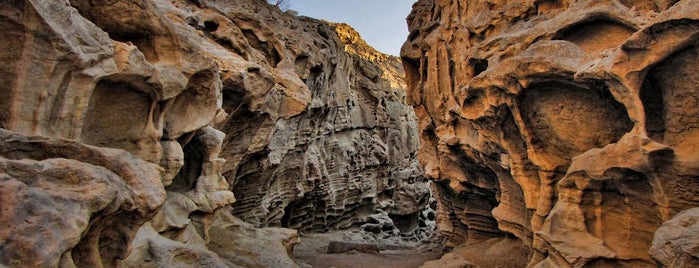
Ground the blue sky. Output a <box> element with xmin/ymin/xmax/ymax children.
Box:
<box><xmin>290</xmin><ymin>0</ymin><xmax>416</xmax><ymax>56</ymax></box>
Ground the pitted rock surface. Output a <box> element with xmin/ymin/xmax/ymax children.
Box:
<box><xmin>0</xmin><ymin>129</ymin><xmax>165</xmax><ymax>267</ymax></box>
<box><xmin>402</xmin><ymin>0</ymin><xmax>699</xmax><ymax>267</ymax></box>
<box><xmin>204</xmin><ymin>1</ymin><xmax>431</xmax><ymax>238</ymax></box>
<box><xmin>0</xmin><ymin>0</ymin><xmax>430</xmax><ymax>267</ymax></box>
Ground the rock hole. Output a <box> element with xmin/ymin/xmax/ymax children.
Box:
<box><xmin>281</xmin><ymin>201</ymin><xmax>296</xmax><ymax>228</ymax></box>
<box><xmin>389</xmin><ymin>213</ymin><xmax>419</xmax><ymax>233</ymax></box>
<box><xmin>230</xmin><ymin>151</ymin><xmax>272</xmax><ymax>220</ymax></box>
<box><xmin>421</xmin><ymin>56</ymin><xmax>429</xmax><ymax>80</ymax></box>
<box><xmin>659</xmin><ymin>0</ymin><xmax>681</xmax><ymax>10</ymax></box>
<box><xmin>408</xmin><ymin>30</ymin><xmax>419</xmax><ymax>41</ymax></box>
<box><xmin>167</xmin><ymin>134</ymin><xmax>203</xmax><ymax>192</ymax></box>
<box><xmin>294</xmin><ymin>54</ymin><xmax>309</xmax><ymax>76</ymax></box>
<box><xmin>309</xmin><ymin>64</ymin><xmax>323</xmax><ymax>76</ymax></box>
<box><xmin>213</xmin><ymin>37</ymin><xmax>236</xmax><ymax>52</ymax></box>
<box><xmin>469</xmin><ymin>58</ymin><xmax>488</xmax><ymax>77</ymax></box>
<box><xmin>221</xmin><ymin>88</ymin><xmax>246</xmax><ymax>118</ymax></box>
<box><xmin>641</xmin><ymin>45</ymin><xmax>699</xmax><ymax>149</ymax></box>
<box><xmin>640</xmin><ymin>76</ymin><xmax>665</xmax><ymax>141</ymax></box>
<box><xmin>433</xmin><ymin>180</ymin><xmax>494</xmax><ymax>246</ymax></box>
<box><xmin>401</xmin><ymin>56</ymin><xmax>421</xmax><ymax>94</ymax></box>
<box><xmin>203</xmin><ymin>20</ymin><xmax>219</xmax><ymax>32</ymax></box>
<box><xmin>110</xmin><ymin>33</ymin><xmax>159</xmax><ymax>62</ymax></box>
<box><xmin>317</xmin><ymin>26</ymin><xmax>331</xmax><ymax>40</ymax></box>
<box><xmin>461</xmin><ymin>89</ymin><xmax>487</xmax><ymax>115</ymax></box>
<box><xmin>81</xmin><ymin>78</ymin><xmax>156</xmax><ymax>160</ymax></box>
<box><xmin>242</xmin><ymin>29</ymin><xmax>281</xmax><ymax>67</ymax></box>
<box><xmin>554</xmin><ymin>19</ymin><xmax>635</xmax><ymax>53</ymax></box>
<box><xmin>518</xmin><ymin>81</ymin><xmax>633</xmax><ymax>165</ymax></box>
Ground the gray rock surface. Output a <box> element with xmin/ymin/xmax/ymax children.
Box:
<box><xmin>199</xmin><ymin>1</ymin><xmax>431</xmax><ymax>238</ymax></box>
<box><xmin>0</xmin><ymin>0</ymin><xmax>430</xmax><ymax>267</ymax></box>
<box><xmin>0</xmin><ymin>129</ymin><xmax>165</xmax><ymax>267</ymax></box>
<box><xmin>650</xmin><ymin>207</ymin><xmax>699</xmax><ymax>268</ymax></box>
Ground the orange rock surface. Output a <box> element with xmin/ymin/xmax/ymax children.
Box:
<box><xmin>401</xmin><ymin>0</ymin><xmax>699</xmax><ymax>266</ymax></box>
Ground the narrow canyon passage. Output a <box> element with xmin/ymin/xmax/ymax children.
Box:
<box><xmin>1</xmin><ymin>0</ymin><xmax>439</xmax><ymax>267</ymax></box>
<box><xmin>1</xmin><ymin>0</ymin><xmax>699</xmax><ymax>268</ymax></box>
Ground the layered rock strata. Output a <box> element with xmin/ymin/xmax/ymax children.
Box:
<box><xmin>203</xmin><ymin>2</ymin><xmax>431</xmax><ymax>239</ymax></box>
<box><xmin>1</xmin><ymin>0</ymin><xmax>429</xmax><ymax>266</ymax></box>
<box><xmin>402</xmin><ymin>0</ymin><xmax>699</xmax><ymax>267</ymax></box>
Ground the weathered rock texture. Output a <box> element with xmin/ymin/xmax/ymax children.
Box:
<box><xmin>0</xmin><ymin>0</ymin><xmax>245</xmax><ymax>265</ymax></box>
<box><xmin>0</xmin><ymin>129</ymin><xmax>165</xmax><ymax>267</ymax></box>
<box><xmin>1</xmin><ymin>0</ymin><xmax>428</xmax><ymax>266</ymax></box>
<box><xmin>402</xmin><ymin>0</ymin><xmax>699</xmax><ymax>267</ymax></box>
<box><xmin>650</xmin><ymin>207</ymin><xmax>699</xmax><ymax>267</ymax></box>
<box><xmin>203</xmin><ymin>1</ymin><xmax>431</xmax><ymax>238</ymax></box>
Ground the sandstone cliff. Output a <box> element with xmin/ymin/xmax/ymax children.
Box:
<box><xmin>0</xmin><ymin>0</ymin><xmax>428</xmax><ymax>267</ymax></box>
<box><xmin>209</xmin><ymin>5</ymin><xmax>431</xmax><ymax>237</ymax></box>
<box><xmin>402</xmin><ymin>0</ymin><xmax>699</xmax><ymax>267</ymax></box>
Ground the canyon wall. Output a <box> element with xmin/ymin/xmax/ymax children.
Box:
<box><xmin>210</xmin><ymin>5</ymin><xmax>431</xmax><ymax>237</ymax></box>
<box><xmin>0</xmin><ymin>0</ymin><xmax>427</xmax><ymax>266</ymax></box>
<box><xmin>402</xmin><ymin>0</ymin><xmax>699</xmax><ymax>267</ymax></box>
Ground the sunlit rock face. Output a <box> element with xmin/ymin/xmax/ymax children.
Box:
<box><xmin>402</xmin><ymin>0</ymin><xmax>699</xmax><ymax>267</ymax></box>
<box><xmin>1</xmin><ymin>0</ymin><xmax>428</xmax><ymax>266</ymax></box>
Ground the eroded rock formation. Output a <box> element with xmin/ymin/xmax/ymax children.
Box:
<box><xmin>650</xmin><ymin>207</ymin><xmax>699</xmax><ymax>267</ymax></box>
<box><xmin>1</xmin><ymin>0</ymin><xmax>429</xmax><ymax>266</ymax></box>
<box><xmin>202</xmin><ymin>2</ymin><xmax>431</xmax><ymax>239</ymax></box>
<box><xmin>0</xmin><ymin>129</ymin><xmax>165</xmax><ymax>267</ymax></box>
<box><xmin>402</xmin><ymin>0</ymin><xmax>699</xmax><ymax>267</ymax></box>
